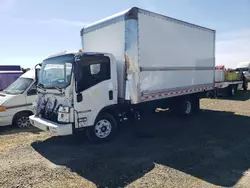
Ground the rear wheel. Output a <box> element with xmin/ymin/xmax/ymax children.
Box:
<box><xmin>171</xmin><ymin>96</ymin><xmax>198</xmax><ymax>116</ymax></box>
<box><xmin>13</xmin><ymin>112</ymin><xmax>32</xmax><ymax>128</ymax></box>
<box><xmin>86</xmin><ymin>113</ymin><xmax>117</xmax><ymax>143</ymax></box>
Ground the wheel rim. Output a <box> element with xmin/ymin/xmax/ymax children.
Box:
<box><xmin>94</xmin><ymin>119</ymin><xmax>112</xmax><ymax>139</ymax></box>
<box><xmin>185</xmin><ymin>101</ymin><xmax>192</xmax><ymax>114</ymax></box>
<box><xmin>17</xmin><ymin>116</ymin><xmax>31</xmax><ymax>128</ymax></box>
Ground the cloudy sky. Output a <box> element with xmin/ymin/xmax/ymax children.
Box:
<box><xmin>0</xmin><ymin>0</ymin><xmax>249</xmax><ymax>68</ymax></box>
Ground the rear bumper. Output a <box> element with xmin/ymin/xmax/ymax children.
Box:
<box><xmin>29</xmin><ymin>115</ymin><xmax>73</xmax><ymax>136</ymax></box>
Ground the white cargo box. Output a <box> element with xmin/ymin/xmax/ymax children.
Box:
<box><xmin>81</xmin><ymin>7</ymin><xmax>215</xmax><ymax>104</ymax></box>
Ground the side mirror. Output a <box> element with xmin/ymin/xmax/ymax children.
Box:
<box><xmin>34</xmin><ymin>63</ymin><xmax>42</xmax><ymax>85</ymax></box>
<box><xmin>27</xmin><ymin>88</ymin><xmax>37</xmax><ymax>96</ymax></box>
<box><xmin>35</xmin><ymin>68</ymin><xmax>40</xmax><ymax>84</ymax></box>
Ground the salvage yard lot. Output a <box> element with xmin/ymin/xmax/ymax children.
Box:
<box><xmin>1</xmin><ymin>90</ymin><xmax>250</xmax><ymax>188</ymax></box>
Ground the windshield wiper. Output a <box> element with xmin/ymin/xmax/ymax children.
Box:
<box><xmin>50</xmin><ymin>86</ymin><xmax>62</xmax><ymax>93</ymax></box>
<box><xmin>54</xmin><ymin>86</ymin><xmax>62</xmax><ymax>92</ymax></box>
<box><xmin>37</xmin><ymin>84</ymin><xmax>46</xmax><ymax>91</ymax></box>
<box><xmin>39</xmin><ymin>84</ymin><xmax>63</xmax><ymax>93</ymax></box>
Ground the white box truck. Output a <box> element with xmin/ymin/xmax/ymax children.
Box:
<box><xmin>29</xmin><ymin>7</ymin><xmax>215</xmax><ymax>142</ymax></box>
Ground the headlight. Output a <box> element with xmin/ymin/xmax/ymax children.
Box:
<box><xmin>58</xmin><ymin>112</ymin><xmax>70</xmax><ymax>123</ymax></box>
<box><xmin>57</xmin><ymin>106</ymin><xmax>70</xmax><ymax>123</ymax></box>
<box><xmin>0</xmin><ymin>106</ymin><xmax>6</xmax><ymax>112</ymax></box>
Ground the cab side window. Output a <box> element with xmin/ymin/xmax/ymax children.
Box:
<box><xmin>75</xmin><ymin>56</ymin><xmax>111</xmax><ymax>93</ymax></box>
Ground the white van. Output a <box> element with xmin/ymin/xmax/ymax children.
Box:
<box><xmin>0</xmin><ymin>69</ymin><xmax>37</xmax><ymax>128</ymax></box>
<box><xmin>236</xmin><ymin>61</ymin><xmax>250</xmax><ymax>80</ymax></box>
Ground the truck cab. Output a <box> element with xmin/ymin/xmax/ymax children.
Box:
<box><xmin>29</xmin><ymin>51</ymin><xmax>118</xmax><ymax>140</ymax></box>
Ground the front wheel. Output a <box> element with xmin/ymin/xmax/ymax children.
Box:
<box><xmin>86</xmin><ymin>113</ymin><xmax>117</xmax><ymax>143</ymax></box>
<box><xmin>13</xmin><ymin>112</ymin><xmax>32</xmax><ymax>128</ymax></box>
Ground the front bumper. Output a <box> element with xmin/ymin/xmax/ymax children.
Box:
<box><xmin>0</xmin><ymin>115</ymin><xmax>13</xmax><ymax>126</ymax></box>
<box><xmin>29</xmin><ymin>115</ymin><xmax>73</xmax><ymax>136</ymax></box>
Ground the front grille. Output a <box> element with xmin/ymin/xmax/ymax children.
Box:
<box><xmin>38</xmin><ymin>97</ymin><xmax>62</xmax><ymax>123</ymax></box>
<box><xmin>40</xmin><ymin>108</ymin><xmax>58</xmax><ymax>122</ymax></box>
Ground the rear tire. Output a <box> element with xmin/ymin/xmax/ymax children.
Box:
<box><xmin>86</xmin><ymin>113</ymin><xmax>117</xmax><ymax>143</ymax></box>
<box><xmin>181</xmin><ymin>99</ymin><xmax>193</xmax><ymax>116</ymax></box>
<box><xmin>13</xmin><ymin>112</ymin><xmax>32</xmax><ymax>128</ymax></box>
<box><xmin>171</xmin><ymin>96</ymin><xmax>197</xmax><ymax>116</ymax></box>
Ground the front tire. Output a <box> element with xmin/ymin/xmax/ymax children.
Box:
<box><xmin>13</xmin><ymin>112</ymin><xmax>32</xmax><ymax>128</ymax></box>
<box><xmin>86</xmin><ymin>113</ymin><xmax>117</xmax><ymax>143</ymax></box>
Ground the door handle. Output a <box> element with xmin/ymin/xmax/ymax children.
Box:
<box><xmin>109</xmin><ymin>90</ymin><xmax>113</xmax><ymax>100</ymax></box>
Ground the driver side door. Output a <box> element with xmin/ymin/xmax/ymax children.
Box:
<box><xmin>73</xmin><ymin>54</ymin><xmax>118</xmax><ymax>128</ymax></box>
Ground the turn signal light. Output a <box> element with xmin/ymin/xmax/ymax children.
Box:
<box><xmin>0</xmin><ymin>106</ymin><xmax>6</xmax><ymax>112</ymax></box>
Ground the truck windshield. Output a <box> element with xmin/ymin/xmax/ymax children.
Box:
<box><xmin>3</xmin><ymin>77</ymin><xmax>33</xmax><ymax>95</ymax></box>
<box><xmin>38</xmin><ymin>54</ymin><xmax>74</xmax><ymax>89</ymax></box>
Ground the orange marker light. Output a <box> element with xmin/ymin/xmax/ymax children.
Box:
<box><xmin>0</xmin><ymin>106</ymin><xmax>6</xmax><ymax>111</ymax></box>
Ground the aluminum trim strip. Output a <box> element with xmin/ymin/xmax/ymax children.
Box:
<box><xmin>142</xmin><ymin>83</ymin><xmax>214</xmax><ymax>96</ymax></box>
<box><xmin>124</xmin><ymin>19</ymin><xmax>140</xmax><ymax>104</ymax></box>
<box><xmin>141</xmin><ymin>85</ymin><xmax>214</xmax><ymax>102</ymax></box>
